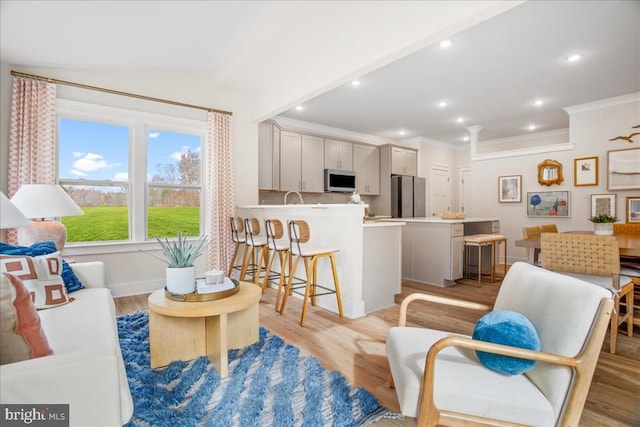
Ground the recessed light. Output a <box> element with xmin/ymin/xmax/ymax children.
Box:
<box><xmin>533</xmin><ymin>99</ymin><xmax>544</xmax><ymax>106</ymax></box>
<box><xmin>528</xmin><ymin>124</ymin><xmax>536</xmax><ymax>131</ymax></box>
<box><xmin>351</xmin><ymin>80</ymin><xmax>361</xmax><ymax>87</ymax></box>
<box><xmin>438</xmin><ymin>101</ymin><xmax>448</xmax><ymax>108</ymax></box>
<box><xmin>456</xmin><ymin>117</ymin><xmax>464</xmax><ymax>123</ymax></box>
<box><xmin>440</xmin><ymin>40</ymin><xmax>452</xmax><ymax>49</ymax></box>
<box><xmin>567</xmin><ymin>53</ymin><xmax>582</xmax><ymax>62</ymax></box>
<box><xmin>462</xmin><ymin>136</ymin><xmax>470</xmax><ymax>142</ymax></box>
<box><xmin>399</xmin><ymin>130</ymin><xmax>406</xmax><ymax>136</ymax></box>
<box><xmin>295</xmin><ymin>105</ymin><xmax>303</xmax><ymax>111</ymax></box>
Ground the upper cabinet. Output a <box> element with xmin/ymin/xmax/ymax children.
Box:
<box><xmin>324</xmin><ymin>139</ymin><xmax>353</xmax><ymax>171</ymax></box>
<box><xmin>391</xmin><ymin>147</ymin><xmax>417</xmax><ymax>176</ymax></box>
<box><xmin>353</xmin><ymin>144</ymin><xmax>380</xmax><ymax>195</ymax></box>
<box><xmin>280</xmin><ymin>131</ymin><xmax>324</xmax><ymax>193</ymax></box>
<box><xmin>258</xmin><ymin>122</ymin><xmax>280</xmax><ymax>190</ymax></box>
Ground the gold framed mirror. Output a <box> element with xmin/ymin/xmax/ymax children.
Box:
<box><xmin>537</xmin><ymin>159</ymin><xmax>564</xmax><ymax>186</ymax></box>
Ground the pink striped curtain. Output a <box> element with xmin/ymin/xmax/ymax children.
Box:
<box><xmin>206</xmin><ymin>111</ymin><xmax>235</xmax><ymax>271</ymax></box>
<box><xmin>6</xmin><ymin>77</ymin><xmax>57</xmax><ymax>243</ymax></box>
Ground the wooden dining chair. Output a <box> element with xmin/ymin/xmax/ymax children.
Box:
<box><xmin>613</xmin><ymin>223</ymin><xmax>640</xmax><ymax>234</ymax></box>
<box><xmin>541</xmin><ymin>233</ymin><xmax>633</xmax><ymax>354</ymax></box>
<box><xmin>540</xmin><ymin>224</ymin><xmax>558</xmax><ymax>233</ymax></box>
<box><xmin>613</xmin><ymin>222</ymin><xmax>640</xmax><ymax>329</ymax></box>
<box><xmin>522</xmin><ymin>226</ymin><xmax>542</xmax><ymax>264</ymax></box>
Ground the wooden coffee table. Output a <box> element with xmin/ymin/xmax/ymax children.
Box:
<box><xmin>147</xmin><ymin>281</ymin><xmax>261</xmax><ymax>377</ymax></box>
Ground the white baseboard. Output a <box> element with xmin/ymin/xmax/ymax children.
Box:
<box><xmin>109</xmin><ymin>279</ymin><xmax>164</xmax><ymax>298</ymax></box>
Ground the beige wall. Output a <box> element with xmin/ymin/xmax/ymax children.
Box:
<box><xmin>467</xmin><ymin>94</ymin><xmax>640</xmax><ymax>264</ymax></box>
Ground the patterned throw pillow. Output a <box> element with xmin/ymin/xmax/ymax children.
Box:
<box><xmin>0</xmin><ymin>241</ymin><xmax>85</xmax><ymax>293</ymax></box>
<box><xmin>0</xmin><ymin>253</ymin><xmax>71</xmax><ymax>309</ymax></box>
<box><xmin>0</xmin><ymin>273</ymin><xmax>54</xmax><ymax>365</ymax></box>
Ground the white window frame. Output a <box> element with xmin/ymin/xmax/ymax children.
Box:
<box><xmin>57</xmin><ymin>99</ymin><xmax>207</xmax><ymax>255</ymax></box>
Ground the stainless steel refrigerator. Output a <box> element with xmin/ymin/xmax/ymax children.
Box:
<box><xmin>391</xmin><ymin>175</ymin><xmax>426</xmax><ymax>218</ymax></box>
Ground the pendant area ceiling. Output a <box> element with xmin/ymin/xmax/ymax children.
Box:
<box><xmin>278</xmin><ymin>1</ymin><xmax>640</xmax><ymax>145</ymax></box>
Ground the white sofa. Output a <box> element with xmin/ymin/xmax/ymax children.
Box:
<box><xmin>0</xmin><ymin>262</ymin><xmax>134</xmax><ymax>426</ymax></box>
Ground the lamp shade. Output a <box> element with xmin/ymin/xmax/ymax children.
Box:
<box><xmin>0</xmin><ymin>192</ymin><xmax>31</xmax><ymax>229</ymax></box>
<box><xmin>11</xmin><ymin>184</ymin><xmax>84</xmax><ymax>219</ymax></box>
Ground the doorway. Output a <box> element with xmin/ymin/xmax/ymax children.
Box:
<box><xmin>429</xmin><ymin>166</ymin><xmax>451</xmax><ymax>217</ymax></box>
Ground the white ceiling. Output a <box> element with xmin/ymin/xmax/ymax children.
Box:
<box><xmin>279</xmin><ymin>0</ymin><xmax>640</xmax><ymax>144</ymax></box>
<box><xmin>2</xmin><ymin>1</ymin><xmax>638</xmax><ymax>146</ymax></box>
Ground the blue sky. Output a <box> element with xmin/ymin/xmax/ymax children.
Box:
<box><xmin>58</xmin><ymin>118</ymin><xmax>201</xmax><ymax>182</ymax></box>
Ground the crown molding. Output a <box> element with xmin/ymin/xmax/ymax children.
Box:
<box><xmin>563</xmin><ymin>92</ymin><xmax>640</xmax><ymax>115</ymax></box>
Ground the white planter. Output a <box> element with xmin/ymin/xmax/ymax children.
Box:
<box><xmin>593</xmin><ymin>223</ymin><xmax>614</xmax><ymax>236</ymax></box>
<box><xmin>166</xmin><ymin>266</ymin><xmax>196</xmax><ymax>294</ymax></box>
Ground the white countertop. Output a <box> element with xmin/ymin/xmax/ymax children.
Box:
<box><xmin>363</xmin><ymin>221</ymin><xmax>406</xmax><ymax>228</ymax></box>
<box><xmin>382</xmin><ymin>217</ymin><xmax>498</xmax><ymax>224</ymax></box>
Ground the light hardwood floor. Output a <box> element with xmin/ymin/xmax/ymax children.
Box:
<box><xmin>115</xmin><ymin>269</ymin><xmax>640</xmax><ymax>426</ymax></box>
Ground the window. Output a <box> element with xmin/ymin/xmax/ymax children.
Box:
<box><xmin>147</xmin><ymin>129</ymin><xmax>202</xmax><ymax>238</ymax></box>
<box><xmin>57</xmin><ymin>100</ymin><xmax>206</xmax><ymax>245</ymax></box>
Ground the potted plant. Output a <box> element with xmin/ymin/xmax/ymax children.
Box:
<box><xmin>588</xmin><ymin>213</ymin><xmax>619</xmax><ymax>236</ymax></box>
<box><xmin>155</xmin><ymin>231</ymin><xmax>209</xmax><ymax>294</ymax></box>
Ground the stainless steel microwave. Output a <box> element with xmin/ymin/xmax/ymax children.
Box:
<box><xmin>324</xmin><ymin>169</ymin><xmax>356</xmax><ymax>192</ymax></box>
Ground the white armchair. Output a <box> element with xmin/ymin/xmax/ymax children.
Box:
<box><xmin>386</xmin><ymin>262</ymin><xmax>613</xmax><ymax>426</ymax></box>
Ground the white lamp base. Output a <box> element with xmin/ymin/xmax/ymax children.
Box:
<box><xmin>17</xmin><ymin>220</ymin><xmax>68</xmax><ymax>251</ymax></box>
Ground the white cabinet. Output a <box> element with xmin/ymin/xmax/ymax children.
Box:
<box><xmin>301</xmin><ymin>134</ymin><xmax>324</xmax><ymax>192</ymax></box>
<box><xmin>258</xmin><ymin>122</ymin><xmax>280</xmax><ymax>190</ymax></box>
<box><xmin>391</xmin><ymin>147</ymin><xmax>417</xmax><ymax>176</ymax></box>
<box><xmin>353</xmin><ymin>144</ymin><xmax>380</xmax><ymax>195</ymax></box>
<box><xmin>279</xmin><ymin>131</ymin><xmax>324</xmax><ymax>193</ymax></box>
<box><xmin>324</xmin><ymin>139</ymin><xmax>353</xmax><ymax>171</ymax></box>
<box><xmin>402</xmin><ymin>221</ymin><xmax>468</xmax><ymax>286</ymax></box>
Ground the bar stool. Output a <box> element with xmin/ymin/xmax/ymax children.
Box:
<box><xmin>263</xmin><ymin>218</ymin><xmax>292</xmax><ymax>309</ymax></box>
<box><xmin>227</xmin><ymin>216</ymin><xmax>246</xmax><ymax>279</ymax></box>
<box><xmin>280</xmin><ymin>219</ymin><xmax>344</xmax><ymax>326</ymax></box>
<box><xmin>239</xmin><ymin>217</ymin><xmax>268</xmax><ymax>286</ymax></box>
<box><xmin>463</xmin><ymin>234</ymin><xmax>507</xmax><ymax>285</ymax></box>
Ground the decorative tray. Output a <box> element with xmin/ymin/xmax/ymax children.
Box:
<box><xmin>164</xmin><ymin>277</ymin><xmax>240</xmax><ymax>302</ymax></box>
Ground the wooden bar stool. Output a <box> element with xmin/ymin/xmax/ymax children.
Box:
<box><xmin>280</xmin><ymin>219</ymin><xmax>344</xmax><ymax>327</ymax></box>
<box><xmin>463</xmin><ymin>234</ymin><xmax>507</xmax><ymax>285</ymax></box>
<box><xmin>239</xmin><ymin>217</ymin><xmax>268</xmax><ymax>286</ymax></box>
<box><xmin>227</xmin><ymin>216</ymin><xmax>246</xmax><ymax>279</ymax></box>
<box><xmin>263</xmin><ymin>218</ymin><xmax>291</xmax><ymax>309</ymax></box>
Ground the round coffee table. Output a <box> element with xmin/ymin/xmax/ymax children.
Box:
<box><xmin>147</xmin><ymin>281</ymin><xmax>261</xmax><ymax>377</ymax></box>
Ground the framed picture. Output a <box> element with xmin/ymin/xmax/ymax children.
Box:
<box><xmin>498</xmin><ymin>175</ymin><xmax>522</xmax><ymax>203</ymax></box>
<box><xmin>574</xmin><ymin>156</ymin><xmax>598</xmax><ymax>186</ymax></box>
<box><xmin>607</xmin><ymin>148</ymin><xmax>640</xmax><ymax>191</ymax></box>
<box><xmin>590</xmin><ymin>194</ymin><xmax>616</xmax><ymax>218</ymax></box>
<box><xmin>627</xmin><ymin>196</ymin><xmax>640</xmax><ymax>223</ymax></box>
<box><xmin>526</xmin><ymin>191</ymin><xmax>570</xmax><ymax>217</ymax></box>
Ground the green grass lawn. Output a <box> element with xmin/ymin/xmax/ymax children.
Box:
<box><xmin>63</xmin><ymin>206</ymin><xmax>200</xmax><ymax>242</ymax></box>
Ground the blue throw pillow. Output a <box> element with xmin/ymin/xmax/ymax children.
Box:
<box><xmin>472</xmin><ymin>310</ymin><xmax>540</xmax><ymax>375</ymax></box>
<box><xmin>0</xmin><ymin>241</ymin><xmax>85</xmax><ymax>293</ymax></box>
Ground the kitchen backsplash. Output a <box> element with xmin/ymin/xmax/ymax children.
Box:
<box><xmin>259</xmin><ymin>190</ymin><xmax>371</xmax><ymax>206</ymax></box>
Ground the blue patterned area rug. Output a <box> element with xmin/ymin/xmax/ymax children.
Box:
<box><xmin>117</xmin><ymin>311</ymin><xmax>399</xmax><ymax>426</ymax></box>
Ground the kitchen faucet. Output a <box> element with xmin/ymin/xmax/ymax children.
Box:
<box><xmin>284</xmin><ymin>191</ymin><xmax>304</xmax><ymax>205</ymax></box>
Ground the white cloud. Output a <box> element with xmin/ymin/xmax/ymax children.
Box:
<box><xmin>112</xmin><ymin>172</ymin><xmax>129</xmax><ymax>182</ymax></box>
<box><xmin>148</xmin><ymin>131</ymin><xmax>160</xmax><ymax>139</ymax></box>
<box><xmin>171</xmin><ymin>145</ymin><xmax>199</xmax><ymax>161</ymax></box>
<box><xmin>69</xmin><ymin>169</ymin><xmax>88</xmax><ymax>177</ymax></box>
<box><xmin>72</xmin><ymin>151</ymin><xmax>84</xmax><ymax>158</ymax></box>
<box><xmin>73</xmin><ymin>152</ymin><xmax>118</xmax><ymax>172</ymax></box>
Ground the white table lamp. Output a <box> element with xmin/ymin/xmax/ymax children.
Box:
<box><xmin>10</xmin><ymin>184</ymin><xmax>84</xmax><ymax>251</ymax></box>
<box><xmin>0</xmin><ymin>192</ymin><xmax>31</xmax><ymax>229</ymax></box>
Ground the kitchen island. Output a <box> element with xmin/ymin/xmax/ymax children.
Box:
<box><xmin>236</xmin><ymin>204</ymin><xmax>405</xmax><ymax>319</ymax></box>
<box><xmin>383</xmin><ymin>217</ymin><xmax>500</xmax><ymax>287</ymax></box>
